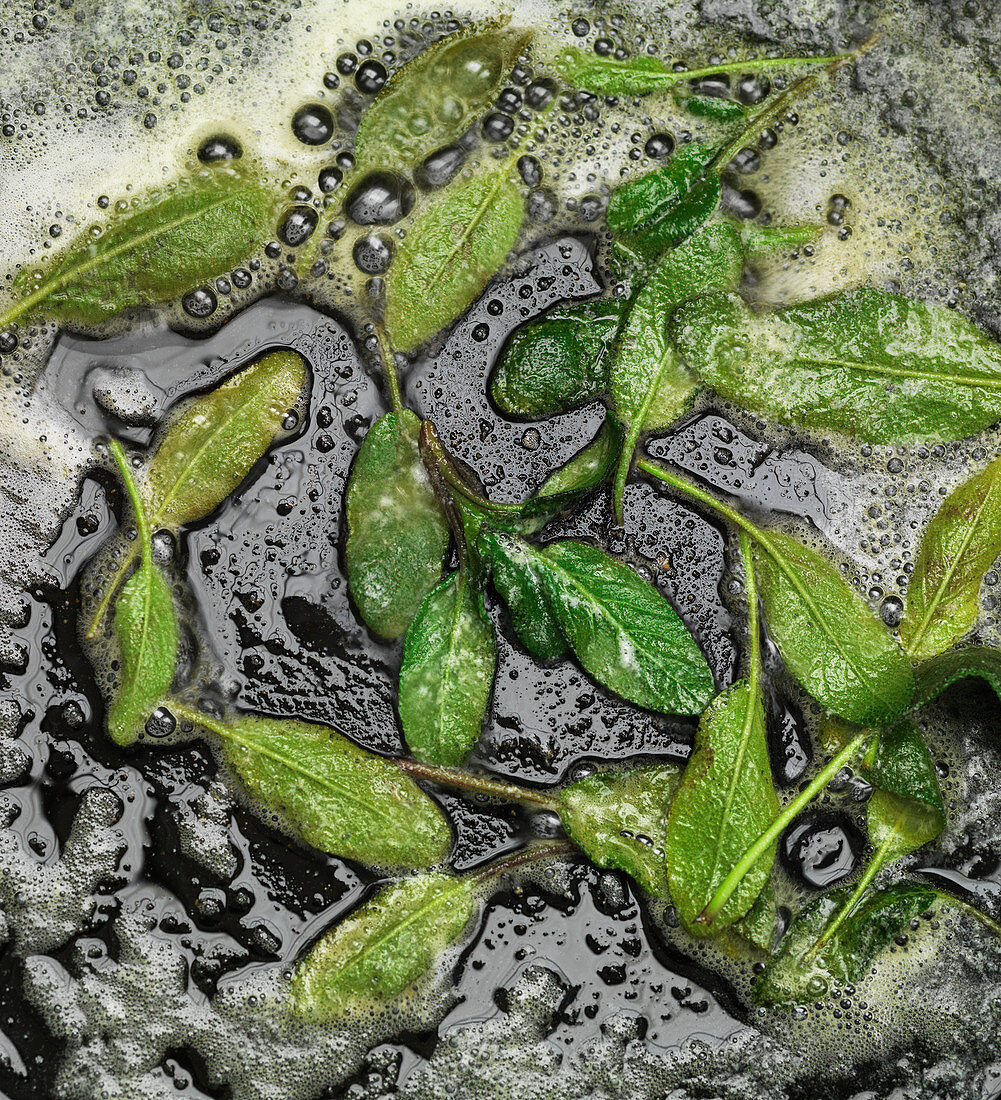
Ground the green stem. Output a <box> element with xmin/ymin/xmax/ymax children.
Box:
<box><xmin>668</xmin><ymin>55</ymin><xmax>842</xmax><ymax>84</ymax></box>
<box><xmin>811</xmin><ymin>836</ymin><xmax>895</xmax><ymax>953</ymax></box>
<box><xmin>108</xmin><ymin>439</ymin><xmax>152</xmax><ymax>573</ymax></box>
<box><xmin>739</xmin><ymin>530</ymin><xmax>761</xmax><ymax>692</ymax></box>
<box><xmin>375</xmin><ymin>323</ymin><xmax>404</xmax><ymax>415</ymax></box>
<box><xmin>420</xmin><ymin>420</ymin><xmax>524</xmax><ymax>517</ymax></box>
<box><xmin>637</xmin><ymin>457</ymin><xmax>764</xmax><ymax>540</ymax></box>
<box><xmin>696</xmin><ymin>731</ymin><xmax>870</xmax><ymax>925</ymax></box>
<box><xmin>469</xmin><ymin>839</ymin><xmax>576</xmax><ymax>887</ymax></box>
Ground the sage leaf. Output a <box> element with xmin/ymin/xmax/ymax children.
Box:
<box><xmin>554</xmin><ymin>49</ymin><xmax>677</xmax><ymax>95</ymax></box>
<box><xmin>540</xmin><ymin>539</ymin><xmax>714</xmax><ymax>713</ymax></box>
<box><xmin>105</xmin><ymin>439</ymin><xmax>179</xmax><ymax>748</ymax></box>
<box><xmin>676</xmin><ymin>94</ymin><xmax>747</xmax><ymax>123</ymax></box>
<box><xmin>611</xmin><ymin>221</ymin><xmax>747</xmax><ymax>518</ymax></box>
<box><xmin>900</xmin><ymin>456</ymin><xmax>1001</xmax><ymax>662</ymax></box>
<box><xmin>671</xmin><ymin>288</ymin><xmax>1001</xmax><ymax>444</ymax></box>
<box><xmin>913</xmin><ymin>644</ymin><xmax>1001</xmax><ymax>706</ymax></box>
<box><xmin>489</xmin><ymin>300</ymin><xmax>622</xmax><ymax>418</ymax></box>
<box><xmin>534</xmin><ymin>418</ymin><xmax>623</xmax><ymax>504</ymax></box>
<box><xmin>291</xmin><ymin>872</ymin><xmax>477</xmax><ymax>1022</ymax></box>
<box><xmin>208</xmin><ymin>711</ymin><xmax>452</xmax><ymax>868</ymax></box>
<box><xmin>665</xmin><ymin>680</ymin><xmax>777</xmax><ymax>934</ymax></box>
<box><xmin>867</xmin><ymin>723</ymin><xmax>944</xmax><ymax>863</ymax></box>
<box><xmin>558</xmin><ymin>764</ymin><xmax>679</xmax><ymax>896</ymax></box>
<box><xmin>399</xmin><ymin>570</ymin><xmax>498</xmax><ymax>766</ymax></box>
<box><xmin>752</xmin><ymin>532</ymin><xmax>914</xmax><ymax>726</ymax></box>
<box><xmin>736</xmin><ymin>881</ymin><xmax>778</xmax><ymax>953</ymax></box>
<box><xmin>385</xmin><ymin>162</ymin><xmax>525</xmax><ymax>352</ymax></box>
<box><xmin>108</xmin><ymin>565</ymin><xmax>179</xmax><ymax>747</ymax></box>
<box><xmin>346</xmin><ymin>410</ymin><xmax>450</xmax><ymax>640</ymax></box>
<box><xmin>5</xmin><ymin>169</ymin><xmax>273</xmax><ymax>328</ymax></box>
<box><xmin>354</xmin><ymin>24</ymin><xmax>531</xmax><ymax>174</ymax></box>
<box><xmin>754</xmin><ymin>882</ymin><xmax>937</xmax><ymax>1006</ymax></box>
<box><xmin>607</xmin><ymin>143</ymin><xmax>721</xmax><ymax>265</ymax></box>
<box><xmin>144</xmin><ymin>349</ymin><xmax>308</xmax><ymax>530</ymax></box>
<box><xmin>478</xmin><ymin>527</ymin><xmax>567</xmax><ymax>661</ymax></box>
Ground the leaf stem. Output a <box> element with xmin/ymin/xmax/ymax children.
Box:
<box><xmin>419</xmin><ymin>420</ymin><xmax>524</xmax><ymax>516</ymax></box>
<box><xmin>468</xmin><ymin>839</ymin><xmax>576</xmax><ymax>887</ymax></box>
<box><xmin>108</xmin><ymin>439</ymin><xmax>151</xmax><ymax>573</ymax></box>
<box><xmin>696</xmin><ymin>730</ymin><xmax>870</xmax><ymax>926</ymax></box>
<box><xmin>739</xmin><ymin>530</ymin><xmax>761</xmax><ymax>693</ymax></box>
<box><xmin>666</xmin><ymin>55</ymin><xmax>842</xmax><ymax>84</ymax></box>
<box><xmin>392</xmin><ymin>756</ymin><xmax>559</xmax><ymax>810</ymax></box>
<box><xmin>811</xmin><ymin>836</ymin><xmax>894</xmax><ymax>953</ymax></box>
<box><xmin>375</xmin><ymin>323</ymin><xmax>404</xmax><ymax>415</ymax></box>
<box><xmin>637</xmin><ymin>457</ymin><xmax>764</xmax><ymax>540</ymax></box>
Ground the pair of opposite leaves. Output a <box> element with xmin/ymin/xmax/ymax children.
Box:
<box><xmin>344</xmin><ymin>406</ymin><xmax>715</xmax><ymax>767</ymax></box>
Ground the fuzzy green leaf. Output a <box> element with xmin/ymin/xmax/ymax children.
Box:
<box><xmin>671</xmin><ymin>288</ymin><xmax>1001</xmax><ymax>444</ymax></box>
<box><xmin>607</xmin><ymin>143</ymin><xmax>721</xmax><ymax>265</ymax></box>
<box><xmin>354</xmin><ymin>24</ymin><xmax>531</xmax><ymax>173</ymax></box>
<box><xmin>478</xmin><ymin>527</ymin><xmax>568</xmax><ymax>661</ymax></box>
<box><xmin>554</xmin><ymin>48</ymin><xmax>677</xmax><ymax>95</ymax></box>
<box><xmin>867</xmin><ymin>723</ymin><xmax>944</xmax><ymax>862</ymax></box>
<box><xmin>676</xmin><ymin>94</ymin><xmax>747</xmax><ymax>122</ymax></box>
<box><xmin>489</xmin><ymin>300</ymin><xmax>622</xmax><ymax>418</ymax></box>
<box><xmin>752</xmin><ymin>533</ymin><xmax>914</xmax><ymax>726</ymax></box>
<box><xmin>754</xmin><ymin>882</ymin><xmax>937</xmax><ymax>1006</ymax></box>
<box><xmin>912</xmin><ymin>645</ymin><xmax>1001</xmax><ymax>706</ymax></box>
<box><xmin>534</xmin><ymin>418</ymin><xmax>624</xmax><ymax>504</ymax></box>
<box><xmin>345</xmin><ymin>410</ymin><xmax>450</xmax><ymax>640</ymax></box>
<box><xmin>385</xmin><ymin>163</ymin><xmax>525</xmax><ymax>352</ymax></box>
<box><xmin>540</xmin><ymin>540</ymin><xmax>714</xmax><ymax>713</ymax></box>
<box><xmin>665</xmin><ymin>678</ymin><xmax>778</xmax><ymax>934</ymax></box>
<box><xmin>900</xmin><ymin>456</ymin><xmax>1001</xmax><ymax>661</ymax></box>
<box><xmin>108</xmin><ymin>562</ymin><xmax>179</xmax><ymax>747</ymax></box>
<box><xmin>216</xmin><ymin>713</ymin><xmax>452</xmax><ymax>869</ymax></box>
<box><xmin>145</xmin><ymin>349</ymin><xmax>308</xmax><ymax>530</ymax></box>
<box><xmin>291</xmin><ymin>872</ymin><xmax>477</xmax><ymax>1021</ymax></box>
<box><xmin>6</xmin><ymin>169</ymin><xmax>273</xmax><ymax>328</ymax></box>
<box><xmin>399</xmin><ymin>571</ymin><xmax>498</xmax><ymax>766</ymax></box>
<box><xmin>558</xmin><ymin>763</ymin><xmax>679</xmax><ymax>896</ymax></box>
<box><xmin>610</xmin><ymin>221</ymin><xmax>746</xmax><ymax>516</ymax></box>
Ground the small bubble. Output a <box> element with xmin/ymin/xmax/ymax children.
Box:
<box><xmin>353</xmin><ymin>234</ymin><xmax>393</xmax><ymax>274</ymax></box>
<box><xmin>880</xmin><ymin>595</ymin><xmax>904</xmax><ymax>627</ymax></box>
<box><xmin>291</xmin><ymin>102</ymin><xmax>334</xmax><ymax>145</ymax></box>
<box><xmin>318</xmin><ymin>165</ymin><xmax>343</xmax><ymax>193</ymax></box>
<box><xmin>336</xmin><ymin>52</ymin><xmax>358</xmax><ymax>75</ymax></box>
<box><xmin>525</xmin><ymin>80</ymin><xmax>556</xmax><ymax>110</ymax></box>
<box><xmin>355</xmin><ymin>59</ymin><xmax>387</xmax><ymax>94</ymax></box>
<box><xmin>644</xmin><ymin>132</ymin><xmax>674</xmax><ymax>158</ymax></box>
<box><xmin>182</xmin><ymin>287</ymin><xmax>217</xmax><ymax>318</ymax></box>
<box><xmin>482</xmin><ymin>111</ymin><xmax>514</xmax><ymax>141</ymax></box>
<box><xmin>151</xmin><ymin>530</ymin><xmax>175</xmax><ymax>563</ymax></box>
<box><xmin>416</xmin><ymin>144</ymin><xmax>466</xmax><ymax>190</ymax></box>
<box><xmin>518</xmin><ymin>155</ymin><xmax>542</xmax><ymax>187</ymax></box>
<box><xmin>145</xmin><ymin>707</ymin><xmax>177</xmax><ymax>738</ymax></box>
<box><xmin>278</xmin><ymin>205</ymin><xmax>318</xmax><ymax>246</ymax></box>
<box><xmin>472</xmin><ymin>323</ymin><xmax>490</xmax><ymax>341</ymax></box>
<box><xmin>521</xmin><ymin>428</ymin><xmax>541</xmax><ymax>451</ymax></box>
<box><xmin>345</xmin><ymin>171</ymin><xmax>415</xmax><ymax>224</ymax></box>
<box><xmin>197</xmin><ymin>133</ymin><xmax>242</xmax><ymax>162</ymax></box>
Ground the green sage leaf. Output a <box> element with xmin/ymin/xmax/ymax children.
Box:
<box><xmin>610</xmin><ymin>221</ymin><xmax>747</xmax><ymax>517</ymax></box>
<box><xmin>671</xmin><ymin>288</ymin><xmax>1001</xmax><ymax>444</ymax></box>
<box><xmin>214</xmin><ymin>712</ymin><xmax>452</xmax><ymax>868</ymax></box>
<box><xmin>912</xmin><ymin>644</ymin><xmax>1001</xmax><ymax>706</ymax></box>
<box><xmin>752</xmin><ymin>532</ymin><xmax>914</xmax><ymax>726</ymax></box>
<box><xmin>291</xmin><ymin>872</ymin><xmax>477</xmax><ymax>1022</ymax></box>
<box><xmin>554</xmin><ymin>48</ymin><xmax>677</xmax><ymax>95</ymax></box>
<box><xmin>867</xmin><ymin>723</ymin><xmax>944</xmax><ymax>862</ymax></box>
<box><xmin>676</xmin><ymin>95</ymin><xmax>747</xmax><ymax>123</ymax></box>
<box><xmin>108</xmin><ymin>564</ymin><xmax>179</xmax><ymax>747</ymax></box>
<box><xmin>607</xmin><ymin>143</ymin><xmax>721</xmax><ymax>265</ymax></box>
<box><xmin>900</xmin><ymin>456</ymin><xmax>1001</xmax><ymax>662</ymax></box>
<box><xmin>354</xmin><ymin>24</ymin><xmax>531</xmax><ymax>174</ymax></box>
<box><xmin>736</xmin><ymin>881</ymin><xmax>778</xmax><ymax>953</ymax></box>
<box><xmin>345</xmin><ymin>410</ymin><xmax>450</xmax><ymax>640</ymax></box>
<box><xmin>539</xmin><ymin>539</ymin><xmax>715</xmax><ymax>713</ymax></box>
<box><xmin>754</xmin><ymin>882</ymin><xmax>937</xmax><ymax>1006</ymax></box>
<box><xmin>534</xmin><ymin>418</ymin><xmax>624</xmax><ymax>503</ymax></box>
<box><xmin>489</xmin><ymin>300</ymin><xmax>622</xmax><ymax>418</ymax></box>
<box><xmin>558</xmin><ymin>763</ymin><xmax>679</xmax><ymax>896</ymax></box>
<box><xmin>665</xmin><ymin>679</ymin><xmax>778</xmax><ymax>934</ymax></box>
<box><xmin>5</xmin><ymin>169</ymin><xmax>273</xmax><ymax>328</ymax></box>
<box><xmin>385</xmin><ymin>163</ymin><xmax>525</xmax><ymax>352</ymax></box>
<box><xmin>478</xmin><ymin>527</ymin><xmax>568</xmax><ymax>661</ymax></box>
<box><xmin>399</xmin><ymin>570</ymin><xmax>498</xmax><ymax>766</ymax></box>
<box><xmin>145</xmin><ymin>349</ymin><xmax>308</xmax><ymax>530</ymax></box>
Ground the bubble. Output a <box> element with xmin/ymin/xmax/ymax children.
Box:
<box><xmin>355</xmin><ymin>59</ymin><xmax>387</xmax><ymax>95</ymax></box>
<box><xmin>291</xmin><ymin>103</ymin><xmax>334</xmax><ymax>145</ymax></box>
<box><xmin>0</xmin><ymin>331</ymin><xmax>18</xmax><ymax>354</ymax></box>
<box><xmin>525</xmin><ymin>188</ymin><xmax>557</xmax><ymax>222</ymax></box>
<box><xmin>278</xmin><ymin>205</ymin><xmax>318</xmax><ymax>247</ymax></box>
<box><xmin>182</xmin><ymin>287</ymin><xmax>217</xmax><ymax>318</ymax></box>
<box><xmin>318</xmin><ymin>166</ymin><xmax>343</xmax><ymax>194</ymax></box>
<box><xmin>782</xmin><ymin>813</ymin><xmax>863</xmax><ymax>889</ymax></box>
<box><xmin>644</xmin><ymin>133</ymin><xmax>674</xmax><ymax>158</ymax></box>
<box><xmin>482</xmin><ymin>111</ymin><xmax>515</xmax><ymax>142</ymax></box>
<box><xmin>344</xmin><ymin>171</ymin><xmax>415</xmax><ymax>225</ymax></box>
<box><xmin>197</xmin><ymin>133</ymin><xmax>242</xmax><ymax>163</ymax></box>
<box><xmin>145</xmin><ymin>706</ymin><xmax>177</xmax><ymax>738</ymax></box>
<box><xmin>525</xmin><ymin>80</ymin><xmax>556</xmax><ymax>110</ymax></box>
<box><xmin>572</xmin><ymin>17</ymin><xmax>590</xmax><ymax>35</ymax></box>
<box><xmin>518</xmin><ymin>155</ymin><xmax>542</xmax><ymax>187</ymax></box>
<box><xmin>415</xmin><ymin>144</ymin><xmax>466</xmax><ymax>190</ymax></box>
<box><xmin>336</xmin><ymin>52</ymin><xmax>357</xmax><ymax>75</ymax></box>
<box><xmin>497</xmin><ymin>87</ymin><xmax>522</xmax><ymax>113</ymax></box>
<box><xmin>880</xmin><ymin>594</ymin><xmax>904</xmax><ymax>627</ymax></box>
<box><xmin>352</xmin><ymin>234</ymin><xmax>393</xmax><ymax>274</ymax></box>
